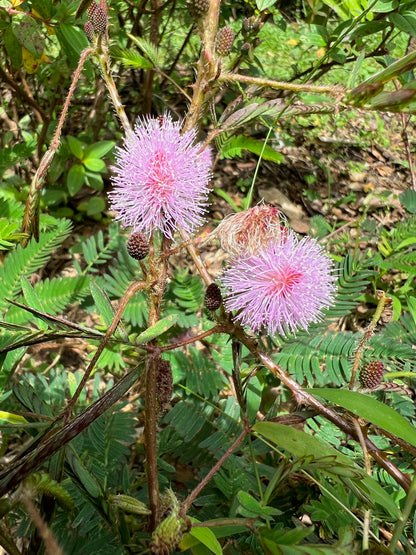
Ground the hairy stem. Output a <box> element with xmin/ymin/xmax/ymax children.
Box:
<box><xmin>180</xmin><ymin>417</ymin><xmax>250</xmax><ymax>516</ymax></box>
<box><xmin>145</xmin><ymin>235</ymin><xmax>171</xmax><ymax>530</ymax></box>
<box><xmin>349</xmin><ymin>291</ymin><xmax>388</xmax><ymax>389</ymax></box>
<box><xmin>217</xmin><ymin>72</ymin><xmax>345</xmax><ymax>95</ymax></box>
<box><xmin>231</xmin><ymin>324</ymin><xmax>411</xmax><ymax>491</ymax></box>
<box><xmin>62</xmin><ymin>280</ymin><xmax>148</xmax><ymax>421</ymax></box>
<box><xmin>21</xmin><ymin>47</ymin><xmax>94</xmax><ymax>245</ymax></box>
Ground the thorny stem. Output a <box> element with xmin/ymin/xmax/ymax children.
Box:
<box><xmin>180</xmin><ymin>417</ymin><xmax>250</xmax><ymax>516</ymax></box>
<box><xmin>20</xmin><ymin>493</ymin><xmax>63</xmax><ymax>555</ymax></box>
<box><xmin>145</xmin><ymin>235</ymin><xmax>171</xmax><ymax>530</ymax></box>
<box><xmin>230</xmin><ymin>324</ymin><xmax>411</xmax><ymax>492</ymax></box>
<box><xmin>349</xmin><ymin>291</ymin><xmax>388</xmax><ymax>389</ymax></box>
<box><xmin>217</xmin><ymin>72</ymin><xmax>346</xmax><ymax>95</ymax></box>
<box><xmin>182</xmin><ymin>0</ymin><xmax>221</xmax><ymax>132</ymax></box>
<box><xmin>21</xmin><ymin>47</ymin><xmax>94</xmax><ymax>245</ymax></box>
<box><xmin>61</xmin><ymin>280</ymin><xmax>148</xmax><ymax>421</ymax></box>
<box><xmin>96</xmin><ymin>41</ymin><xmax>132</xmax><ymax>135</ymax></box>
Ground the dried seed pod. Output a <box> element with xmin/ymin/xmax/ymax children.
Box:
<box><xmin>359</xmin><ymin>361</ymin><xmax>385</xmax><ymax>389</ymax></box>
<box><xmin>127</xmin><ymin>231</ymin><xmax>150</xmax><ymax>260</ymax></box>
<box><xmin>205</xmin><ymin>283</ymin><xmax>222</xmax><ymax>311</ymax></box>
<box><xmin>215</xmin><ymin>26</ymin><xmax>235</xmax><ymax>57</ymax></box>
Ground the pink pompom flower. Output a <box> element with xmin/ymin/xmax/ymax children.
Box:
<box><xmin>220</xmin><ymin>230</ymin><xmax>336</xmax><ymax>336</ymax></box>
<box><xmin>109</xmin><ymin>114</ymin><xmax>212</xmax><ymax>239</ymax></box>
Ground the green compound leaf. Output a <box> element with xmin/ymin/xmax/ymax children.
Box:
<box><xmin>253</xmin><ymin>421</ymin><xmax>399</xmax><ymax>518</ymax></box>
<box><xmin>305</xmin><ymin>388</ymin><xmax>416</xmax><ymax>449</ymax></box>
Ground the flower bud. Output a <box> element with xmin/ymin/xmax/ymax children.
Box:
<box><xmin>92</xmin><ymin>5</ymin><xmax>107</xmax><ymax>34</ymax></box>
<box><xmin>205</xmin><ymin>283</ymin><xmax>222</xmax><ymax>311</ymax></box>
<box><xmin>127</xmin><ymin>231</ymin><xmax>150</xmax><ymax>260</ymax></box>
<box><xmin>84</xmin><ymin>20</ymin><xmax>94</xmax><ymax>42</ymax></box>
<box><xmin>187</xmin><ymin>0</ymin><xmax>209</xmax><ymax>19</ymax></box>
<box><xmin>359</xmin><ymin>361</ymin><xmax>385</xmax><ymax>389</ymax></box>
<box><xmin>216</xmin><ymin>27</ymin><xmax>235</xmax><ymax>57</ymax></box>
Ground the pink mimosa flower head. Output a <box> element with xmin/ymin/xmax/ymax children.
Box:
<box><xmin>220</xmin><ymin>230</ymin><xmax>336</xmax><ymax>336</ymax></box>
<box><xmin>217</xmin><ymin>204</ymin><xmax>288</xmax><ymax>257</ymax></box>
<box><xmin>109</xmin><ymin>113</ymin><xmax>212</xmax><ymax>239</ymax></box>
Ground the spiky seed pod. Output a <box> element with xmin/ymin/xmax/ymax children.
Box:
<box><xmin>359</xmin><ymin>361</ymin><xmax>385</xmax><ymax>389</ymax></box>
<box><xmin>84</xmin><ymin>21</ymin><xmax>94</xmax><ymax>41</ymax></box>
<box><xmin>216</xmin><ymin>27</ymin><xmax>235</xmax><ymax>57</ymax></box>
<box><xmin>127</xmin><ymin>231</ymin><xmax>150</xmax><ymax>260</ymax></box>
<box><xmin>92</xmin><ymin>5</ymin><xmax>107</xmax><ymax>34</ymax></box>
<box><xmin>186</xmin><ymin>0</ymin><xmax>209</xmax><ymax>19</ymax></box>
<box><xmin>205</xmin><ymin>283</ymin><xmax>222</xmax><ymax>311</ymax></box>
<box><xmin>156</xmin><ymin>359</ymin><xmax>173</xmax><ymax>414</ymax></box>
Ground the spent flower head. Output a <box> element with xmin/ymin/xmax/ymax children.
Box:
<box><xmin>217</xmin><ymin>204</ymin><xmax>288</xmax><ymax>257</ymax></box>
<box><xmin>220</xmin><ymin>230</ymin><xmax>336</xmax><ymax>336</ymax></box>
<box><xmin>109</xmin><ymin>113</ymin><xmax>212</xmax><ymax>240</ymax></box>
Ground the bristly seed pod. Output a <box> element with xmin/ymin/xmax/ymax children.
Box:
<box><xmin>205</xmin><ymin>283</ymin><xmax>222</xmax><ymax>311</ymax></box>
<box><xmin>359</xmin><ymin>361</ymin><xmax>385</xmax><ymax>389</ymax></box>
<box><xmin>186</xmin><ymin>0</ymin><xmax>209</xmax><ymax>19</ymax></box>
<box><xmin>127</xmin><ymin>231</ymin><xmax>150</xmax><ymax>260</ymax></box>
<box><xmin>216</xmin><ymin>27</ymin><xmax>235</xmax><ymax>57</ymax></box>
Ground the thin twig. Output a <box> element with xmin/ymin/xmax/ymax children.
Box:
<box><xmin>180</xmin><ymin>417</ymin><xmax>250</xmax><ymax>516</ymax></box>
<box><xmin>61</xmin><ymin>280</ymin><xmax>148</xmax><ymax>420</ymax></box>
<box><xmin>217</xmin><ymin>72</ymin><xmax>345</xmax><ymax>95</ymax></box>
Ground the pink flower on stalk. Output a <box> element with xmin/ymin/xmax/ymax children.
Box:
<box><xmin>109</xmin><ymin>114</ymin><xmax>212</xmax><ymax>239</ymax></box>
<box><xmin>220</xmin><ymin>231</ymin><xmax>336</xmax><ymax>336</ymax></box>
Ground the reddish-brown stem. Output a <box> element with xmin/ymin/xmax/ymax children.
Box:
<box><xmin>20</xmin><ymin>494</ymin><xmax>63</xmax><ymax>555</ymax></box>
<box><xmin>61</xmin><ymin>280</ymin><xmax>148</xmax><ymax>421</ymax></box>
<box><xmin>180</xmin><ymin>417</ymin><xmax>250</xmax><ymax>516</ymax></box>
<box><xmin>21</xmin><ymin>47</ymin><xmax>94</xmax><ymax>244</ymax></box>
<box><xmin>232</xmin><ymin>326</ymin><xmax>411</xmax><ymax>491</ymax></box>
<box><xmin>159</xmin><ymin>325</ymin><xmax>226</xmax><ymax>352</ymax></box>
<box><xmin>145</xmin><ymin>235</ymin><xmax>172</xmax><ymax>530</ymax></box>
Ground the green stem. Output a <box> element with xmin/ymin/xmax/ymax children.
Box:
<box><xmin>217</xmin><ymin>72</ymin><xmax>345</xmax><ymax>95</ymax></box>
<box><xmin>349</xmin><ymin>291</ymin><xmax>388</xmax><ymax>389</ymax></box>
<box><xmin>389</xmin><ymin>471</ymin><xmax>416</xmax><ymax>551</ymax></box>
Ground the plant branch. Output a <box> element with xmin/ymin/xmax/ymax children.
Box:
<box><xmin>21</xmin><ymin>47</ymin><xmax>94</xmax><ymax>245</ymax></box>
<box><xmin>230</xmin><ymin>324</ymin><xmax>411</xmax><ymax>491</ymax></box>
<box><xmin>61</xmin><ymin>279</ymin><xmax>148</xmax><ymax>421</ymax></box>
<box><xmin>0</xmin><ymin>365</ymin><xmax>144</xmax><ymax>497</ymax></box>
<box><xmin>217</xmin><ymin>72</ymin><xmax>345</xmax><ymax>95</ymax></box>
<box><xmin>180</xmin><ymin>417</ymin><xmax>250</xmax><ymax>516</ymax></box>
